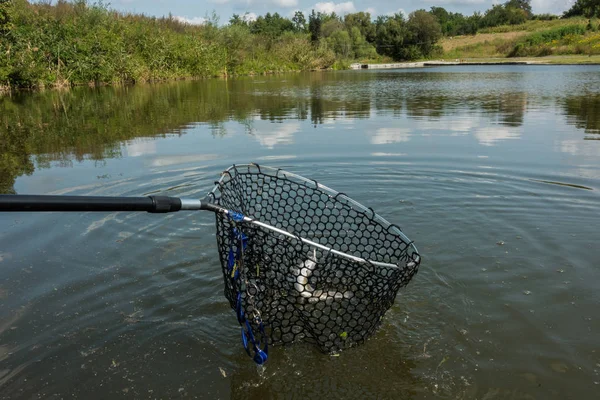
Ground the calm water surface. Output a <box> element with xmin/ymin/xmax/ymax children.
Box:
<box><xmin>1</xmin><ymin>65</ymin><xmax>600</xmax><ymax>399</ymax></box>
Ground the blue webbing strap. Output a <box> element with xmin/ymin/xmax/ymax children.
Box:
<box><xmin>227</xmin><ymin>214</ymin><xmax>268</xmax><ymax>365</ymax></box>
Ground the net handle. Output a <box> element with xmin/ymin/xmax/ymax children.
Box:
<box><xmin>0</xmin><ymin>194</ymin><xmax>202</xmax><ymax>213</ymax></box>
<box><xmin>1</xmin><ymin>164</ymin><xmax>419</xmax><ymax>269</ymax></box>
<box><xmin>0</xmin><ymin>193</ymin><xmax>405</xmax><ymax>268</ymax></box>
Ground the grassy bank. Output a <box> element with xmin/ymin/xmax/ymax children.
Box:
<box><xmin>441</xmin><ymin>17</ymin><xmax>600</xmax><ymax>59</ymax></box>
<box><xmin>2</xmin><ymin>1</ymin><xmax>455</xmax><ymax>90</ymax></box>
<box><xmin>0</xmin><ymin>1</ymin><xmax>371</xmax><ymax>89</ymax></box>
<box><xmin>2</xmin><ymin>1</ymin><xmax>598</xmax><ymax>92</ymax></box>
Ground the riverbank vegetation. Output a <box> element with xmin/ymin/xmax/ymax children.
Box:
<box><xmin>0</xmin><ymin>0</ymin><xmax>438</xmax><ymax>89</ymax></box>
<box><xmin>442</xmin><ymin>18</ymin><xmax>600</xmax><ymax>59</ymax></box>
<box><xmin>0</xmin><ymin>0</ymin><xmax>599</xmax><ymax>90</ymax></box>
<box><xmin>442</xmin><ymin>0</ymin><xmax>600</xmax><ymax>59</ymax></box>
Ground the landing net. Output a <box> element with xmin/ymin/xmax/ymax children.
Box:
<box><xmin>211</xmin><ymin>164</ymin><xmax>420</xmax><ymax>359</ymax></box>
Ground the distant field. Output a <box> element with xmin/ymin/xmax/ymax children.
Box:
<box><xmin>477</xmin><ymin>17</ymin><xmax>589</xmax><ymax>34</ymax></box>
<box><xmin>441</xmin><ymin>32</ymin><xmax>528</xmax><ymax>52</ymax></box>
<box><xmin>439</xmin><ymin>17</ymin><xmax>598</xmax><ymax>60</ymax></box>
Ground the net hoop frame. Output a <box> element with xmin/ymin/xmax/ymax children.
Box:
<box><xmin>209</xmin><ymin>163</ymin><xmax>420</xmax><ymax>270</ymax></box>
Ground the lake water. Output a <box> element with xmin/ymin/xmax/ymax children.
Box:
<box><xmin>1</xmin><ymin>65</ymin><xmax>600</xmax><ymax>399</ymax></box>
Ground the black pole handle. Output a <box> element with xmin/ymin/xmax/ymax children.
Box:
<box><xmin>0</xmin><ymin>195</ymin><xmax>183</xmax><ymax>213</ymax></box>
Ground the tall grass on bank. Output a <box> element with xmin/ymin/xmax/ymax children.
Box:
<box><xmin>478</xmin><ymin>17</ymin><xmax>589</xmax><ymax>34</ymax></box>
<box><xmin>0</xmin><ymin>0</ymin><xmax>341</xmax><ymax>89</ymax></box>
<box><xmin>509</xmin><ymin>24</ymin><xmax>600</xmax><ymax>57</ymax></box>
<box><xmin>443</xmin><ymin>19</ymin><xmax>600</xmax><ymax>59</ymax></box>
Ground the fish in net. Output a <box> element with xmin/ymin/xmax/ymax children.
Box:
<box><xmin>211</xmin><ymin>164</ymin><xmax>420</xmax><ymax>362</ymax></box>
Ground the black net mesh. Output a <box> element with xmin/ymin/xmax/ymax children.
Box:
<box><xmin>212</xmin><ymin>164</ymin><xmax>420</xmax><ymax>354</ymax></box>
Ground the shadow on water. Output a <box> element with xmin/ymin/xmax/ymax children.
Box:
<box><xmin>2</xmin><ymin>69</ymin><xmax>600</xmax><ymax>193</ymax></box>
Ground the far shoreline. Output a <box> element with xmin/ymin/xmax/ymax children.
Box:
<box><xmin>352</xmin><ymin>55</ymin><xmax>600</xmax><ymax>69</ymax></box>
<box><xmin>3</xmin><ymin>55</ymin><xmax>599</xmax><ymax>96</ymax></box>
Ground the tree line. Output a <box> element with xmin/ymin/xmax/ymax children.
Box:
<box><xmin>0</xmin><ymin>0</ymin><xmax>597</xmax><ymax>90</ymax></box>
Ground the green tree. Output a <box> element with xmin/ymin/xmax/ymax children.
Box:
<box><xmin>406</xmin><ymin>10</ymin><xmax>442</xmax><ymax>57</ymax></box>
<box><xmin>465</xmin><ymin>12</ymin><xmax>482</xmax><ymax>34</ymax></box>
<box><xmin>229</xmin><ymin>14</ymin><xmax>246</xmax><ymax>26</ymax></box>
<box><xmin>374</xmin><ymin>13</ymin><xmax>407</xmax><ymax>60</ymax></box>
<box><xmin>249</xmin><ymin>12</ymin><xmax>294</xmax><ymax>37</ymax></box>
<box><xmin>505</xmin><ymin>0</ymin><xmax>532</xmax><ymax>18</ymax></box>
<box><xmin>349</xmin><ymin>26</ymin><xmax>377</xmax><ymax>59</ymax></box>
<box><xmin>308</xmin><ymin>9</ymin><xmax>322</xmax><ymax>42</ymax></box>
<box><xmin>564</xmin><ymin>0</ymin><xmax>600</xmax><ymax>18</ymax></box>
<box><xmin>0</xmin><ymin>0</ymin><xmax>13</xmax><ymax>34</ymax></box>
<box><xmin>321</xmin><ymin>18</ymin><xmax>344</xmax><ymax>38</ymax></box>
<box><xmin>430</xmin><ymin>6</ymin><xmax>449</xmax><ymax>27</ymax></box>
<box><xmin>327</xmin><ymin>29</ymin><xmax>352</xmax><ymax>58</ymax></box>
<box><xmin>481</xmin><ymin>3</ymin><xmax>527</xmax><ymax>27</ymax></box>
<box><xmin>292</xmin><ymin>11</ymin><xmax>306</xmax><ymax>32</ymax></box>
<box><xmin>344</xmin><ymin>12</ymin><xmax>375</xmax><ymax>42</ymax></box>
<box><xmin>430</xmin><ymin>7</ymin><xmax>457</xmax><ymax>36</ymax></box>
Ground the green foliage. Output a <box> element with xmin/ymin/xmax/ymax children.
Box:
<box><xmin>532</xmin><ymin>14</ymin><xmax>559</xmax><ymax>21</ymax></box>
<box><xmin>406</xmin><ymin>10</ymin><xmax>442</xmax><ymax>57</ymax></box>
<box><xmin>249</xmin><ymin>12</ymin><xmax>294</xmax><ymax>37</ymax></box>
<box><xmin>349</xmin><ymin>26</ymin><xmax>377</xmax><ymax>59</ymax></box>
<box><xmin>327</xmin><ymin>29</ymin><xmax>352</xmax><ymax>58</ymax></box>
<box><xmin>505</xmin><ymin>0</ymin><xmax>532</xmax><ymax>18</ymax></box>
<box><xmin>229</xmin><ymin>14</ymin><xmax>247</xmax><ymax>27</ymax></box>
<box><xmin>308</xmin><ymin>9</ymin><xmax>322</xmax><ymax>42</ymax></box>
<box><xmin>428</xmin><ymin>1</ymin><xmax>540</xmax><ymax>37</ymax></box>
<box><xmin>322</xmin><ymin>18</ymin><xmax>344</xmax><ymax>38</ymax></box>
<box><xmin>523</xmin><ymin>24</ymin><xmax>586</xmax><ymax>45</ymax></box>
<box><xmin>344</xmin><ymin>12</ymin><xmax>375</xmax><ymax>42</ymax></box>
<box><xmin>430</xmin><ymin>7</ymin><xmax>480</xmax><ymax>36</ymax></box>
<box><xmin>374</xmin><ymin>14</ymin><xmax>407</xmax><ymax>60</ymax></box>
<box><xmin>564</xmin><ymin>0</ymin><xmax>600</xmax><ymax>18</ymax></box>
<box><xmin>508</xmin><ymin>24</ymin><xmax>591</xmax><ymax>57</ymax></box>
<box><xmin>292</xmin><ymin>11</ymin><xmax>306</xmax><ymax>32</ymax></box>
<box><xmin>331</xmin><ymin>59</ymin><xmax>350</xmax><ymax>70</ymax></box>
<box><xmin>0</xmin><ymin>0</ymin><xmax>14</xmax><ymax>34</ymax></box>
<box><xmin>1</xmin><ymin>0</ymin><xmax>456</xmax><ymax>88</ymax></box>
<box><xmin>478</xmin><ymin>17</ymin><xmax>588</xmax><ymax>33</ymax></box>
<box><xmin>481</xmin><ymin>4</ymin><xmax>528</xmax><ymax>28</ymax></box>
<box><xmin>1</xmin><ymin>1</ymin><xmax>348</xmax><ymax>89</ymax></box>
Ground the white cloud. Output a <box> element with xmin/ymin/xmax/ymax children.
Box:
<box><xmin>235</xmin><ymin>0</ymin><xmax>297</xmax><ymax>8</ymax></box>
<box><xmin>365</xmin><ymin>7</ymin><xmax>376</xmax><ymax>16</ymax></box>
<box><xmin>314</xmin><ymin>2</ymin><xmax>356</xmax><ymax>15</ymax></box>
<box><xmin>370</xmin><ymin>128</ymin><xmax>411</xmax><ymax>144</ymax></box>
<box><xmin>209</xmin><ymin>0</ymin><xmax>230</xmax><ymax>4</ymax></box>
<box><xmin>253</xmin><ymin>122</ymin><xmax>300</xmax><ymax>149</ymax></box>
<box><xmin>435</xmin><ymin>0</ymin><xmax>487</xmax><ymax>5</ymax></box>
<box><xmin>386</xmin><ymin>8</ymin><xmax>406</xmax><ymax>17</ymax></box>
<box><xmin>415</xmin><ymin>117</ymin><xmax>479</xmax><ymax>136</ymax></box>
<box><xmin>125</xmin><ymin>140</ymin><xmax>156</xmax><ymax>157</ymax></box>
<box><xmin>473</xmin><ymin>126</ymin><xmax>521</xmax><ymax>146</ymax></box>
<box><xmin>274</xmin><ymin>0</ymin><xmax>298</xmax><ymax>6</ymax></box>
<box><xmin>558</xmin><ymin>139</ymin><xmax>600</xmax><ymax>157</ymax></box>
<box><xmin>174</xmin><ymin>16</ymin><xmax>207</xmax><ymax>25</ymax></box>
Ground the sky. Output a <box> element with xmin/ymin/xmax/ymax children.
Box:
<box><xmin>107</xmin><ymin>1</ymin><xmax>577</xmax><ymax>25</ymax></box>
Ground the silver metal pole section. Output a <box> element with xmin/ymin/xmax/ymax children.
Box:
<box><xmin>225</xmin><ymin>213</ymin><xmax>401</xmax><ymax>269</ymax></box>
<box><xmin>180</xmin><ymin>199</ymin><xmax>203</xmax><ymax>210</ymax></box>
